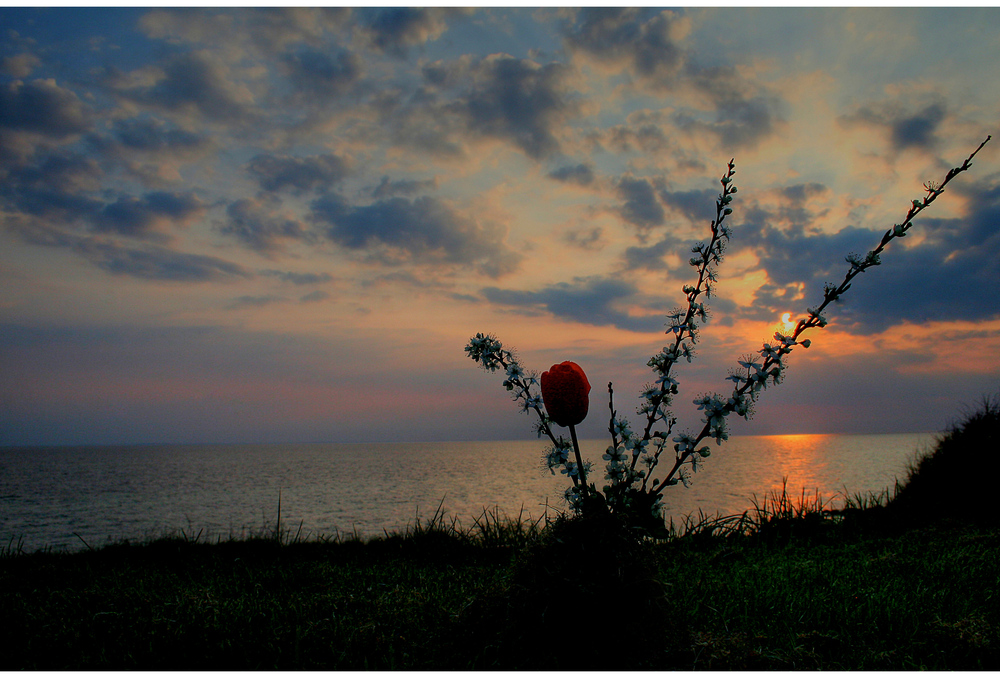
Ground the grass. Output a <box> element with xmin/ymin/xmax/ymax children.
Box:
<box><xmin>3</xmin><ymin>500</ymin><xmax>998</xmax><ymax>670</ymax></box>
<box><xmin>3</xmin><ymin>399</ymin><xmax>1000</xmax><ymax>670</ymax></box>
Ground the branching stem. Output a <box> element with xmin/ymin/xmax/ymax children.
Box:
<box><xmin>651</xmin><ymin>135</ymin><xmax>992</xmax><ymax>497</ymax></box>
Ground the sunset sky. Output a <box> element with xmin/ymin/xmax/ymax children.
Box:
<box><xmin>2</xmin><ymin>6</ymin><xmax>999</xmax><ymax>447</ymax></box>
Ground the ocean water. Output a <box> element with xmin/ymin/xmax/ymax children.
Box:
<box><xmin>0</xmin><ymin>433</ymin><xmax>937</xmax><ymax>553</ymax></box>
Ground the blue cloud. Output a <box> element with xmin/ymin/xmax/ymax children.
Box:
<box><xmin>372</xmin><ymin>175</ymin><xmax>438</xmax><ymax>199</ymax></box>
<box><xmin>260</xmin><ymin>269</ymin><xmax>333</xmax><ymax>285</ymax></box>
<box><xmin>548</xmin><ymin>163</ymin><xmax>595</xmax><ymax>186</ymax></box>
<box><xmin>110</xmin><ymin>117</ymin><xmax>207</xmax><ymax>153</ymax></box>
<box><xmin>460</xmin><ymin>55</ymin><xmax>578</xmax><ymax>159</ymax></box>
<box><xmin>311</xmin><ymin>194</ymin><xmax>521</xmax><ymax>277</ymax></box>
<box><xmin>840</xmin><ymin>98</ymin><xmax>948</xmax><ymax>152</ymax></box>
<box><xmin>247</xmin><ymin>153</ymin><xmax>351</xmax><ymax>195</ymax></box>
<box><xmin>0</xmin><ymin>78</ymin><xmax>89</xmax><ymax>137</ymax></box>
<box><xmin>78</xmin><ymin>240</ymin><xmax>251</xmax><ymax>281</ymax></box>
<box><xmin>623</xmin><ymin>235</ymin><xmax>680</xmax><ymax>273</ymax></box>
<box><xmin>95</xmin><ymin>191</ymin><xmax>205</xmax><ymax>237</ymax></box>
<box><xmin>222</xmin><ymin>198</ymin><xmax>312</xmax><ymax>254</ymax></box>
<box><xmin>617</xmin><ymin>175</ymin><xmax>665</xmax><ymax>229</ymax></box>
<box><xmin>105</xmin><ymin>50</ymin><xmax>251</xmax><ymax>122</ymax></box>
<box><xmin>482</xmin><ymin>276</ymin><xmax>662</xmax><ymax>333</ymax></box>
<box><xmin>891</xmin><ymin>103</ymin><xmax>947</xmax><ymax>150</ymax></box>
<box><xmin>280</xmin><ymin>47</ymin><xmax>362</xmax><ymax>100</ymax></box>
<box><xmin>359</xmin><ymin>7</ymin><xmax>457</xmax><ymax>57</ymax></box>
<box><xmin>659</xmin><ymin>187</ymin><xmax>717</xmax><ymax>225</ymax></box>
<box><xmin>563</xmin><ymin>8</ymin><xmax>685</xmax><ymax>79</ymax></box>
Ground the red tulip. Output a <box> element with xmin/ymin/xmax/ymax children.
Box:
<box><xmin>540</xmin><ymin>361</ymin><xmax>591</xmax><ymax>427</ymax></box>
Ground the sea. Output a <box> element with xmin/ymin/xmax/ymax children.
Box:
<box><xmin>0</xmin><ymin>433</ymin><xmax>938</xmax><ymax>553</ymax></box>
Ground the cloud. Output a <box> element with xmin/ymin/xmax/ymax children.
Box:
<box><xmin>623</xmin><ymin>235</ymin><xmax>680</xmax><ymax>273</ymax></box>
<box><xmin>659</xmin><ymin>187</ymin><xmax>718</xmax><ymax>225</ymax></box>
<box><xmin>365</xmin><ymin>50</ymin><xmax>578</xmax><ymax>161</ymax></box>
<box><xmin>627</xmin><ymin>183</ymin><xmax>826</xmax><ymax>277</ymax></box>
<box><xmin>561</xmin><ymin>6</ymin><xmax>783</xmax><ymax>151</ymax></box>
<box><xmin>563</xmin><ymin>8</ymin><xmax>687</xmax><ymax>80</ymax></box>
<box><xmin>246</xmin><ymin>153</ymin><xmax>351</xmax><ymax>195</ymax></box>
<box><xmin>299</xmin><ymin>290</ymin><xmax>330</xmax><ymax>303</ymax></box>
<box><xmin>838</xmin><ymin>181</ymin><xmax>1000</xmax><ymax>332</ymax></box>
<box><xmin>2</xmin><ymin>154</ymin><xmax>204</xmax><ymax>239</ymax></box>
<box><xmin>1</xmin><ymin>52</ymin><xmax>42</xmax><ymax>78</ymax></box>
<box><xmin>481</xmin><ymin>276</ymin><xmax>662</xmax><ymax>333</ymax></box>
<box><xmin>104</xmin><ymin>50</ymin><xmax>254</xmax><ymax>123</ymax></box>
<box><xmin>588</xmin><ymin>109</ymin><xmax>673</xmax><ymax>155</ymax></box>
<box><xmin>364</xmin><ymin>86</ymin><xmax>468</xmax><ymax>158</ymax></box>
<box><xmin>221</xmin><ymin>197</ymin><xmax>312</xmax><ymax>255</ymax></box>
<box><xmin>774</xmin><ymin>182</ymin><xmax>829</xmax><ymax>227</ymax></box>
<box><xmin>4</xmin><ymin>152</ymin><xmax>103</xmax><ymax>196</ymax></box>
<box><xmin>139</xmin><ymin>7</ymin><xmax>351</xmax><ymax>55</ymax></box>
<box><xmin>81</xmin><ymin>115</ymin><xmax>215</xmax><ymax>186</ymax></box>
<box><xmin>0</xmin><ymin>78</ymin><xmax>90</xmax><ymax>138</ymax></box>
<box><xmin>360</xmin><ymin>270</ymin><xmax>449</xmax><ymax>290</ymax></box>
<box><xmin>840</xmin><ymin>98</ymin><xmax>948</xmax><ymax>151</ymax></box>
<box><xmin>434</xmin><ymin>53</ymin><xmax>579</xmax><ymax>159</ymax></box>
<box><xmin>109</xmin><ymin>116</ymin><xmax>209</xmax><ymax>154</ymax></box>
<box><xmin>94</xmin><ymin>191</ymin><xmax>206</xmax><ymax>238</ymax></box>
<box><xmin>7</xmin><ymin>216</ymin><xmax>250</xmax><ymax>282</ymax></box>
<box><xmin>464</xmin><ymin>55</ymin><xmax>577</xmax><ymax>159</ymax></box>
<box><xmin>617</xmin><ymin>175</ymin><xmax>665</xmax><ymax>230</ymax></box>
<box><xmin>734</xmin><ymin>203</ymin><xmax>878</xmax><ymax>317</ymax></box>
<box><xmin>563</xmin><ymin>226</ymin><xmax>605</xmax><ymax>251</ymax></box>
<box><xmin>548</xmin><ymin>162</ymin><xmax>595</xmax><ymax>186</ymax></box>
<box><xmin>80</xmin><ymin>238</ymin><xmax>251</xmax><ymax>282</ymax></box>
<box><xmin>0</xmin><ymin>182</ymin><xmax>101</xmax><ymax>227</ymax></box>
<box><xmin>280</xmin><ymin>47</ymin><xmax>362</xmax><ymax>100</ymax></box>
<box><xmin>673</xmin><ymin>64</ymin><xmax>784</xmax><ymax>149</ymax></box>
<box><xmin>228</xmin><ymin>294</ymin><xmax>286</xmax><ymax>309</ymax></box>
<box><xmin>372</xmin><ymin>175</ymin><xmax>438</xmax><ymax>199</ymax></box>
<box><xmin>359</xmin><ymin>7</ymin><xmax>455</xmax><ymax>57</ymax></box>
<box><xmin>311</xmin><ymin>193</ymin><xmax>522</xmax><ymax>277</ymax></box>
<box><xmin>260</xmin><ymin>269</ymin><xmax>333</xmax><ymax>285</ymax></box>
<box><xmin>890</xmin><ymin>103</ymin><xmax>947</xmax><ymax>150</ymax></box>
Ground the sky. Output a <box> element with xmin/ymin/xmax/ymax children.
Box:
<box><xmin>1</xmin><ymin>6</ymin><xmax>999</xmax><ymax>447</ymax></box>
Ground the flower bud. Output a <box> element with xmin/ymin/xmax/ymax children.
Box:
<box><xmin>540</xmin><ymin>361</ymin><xmax>591</xmax><ymax>427</ymax></box>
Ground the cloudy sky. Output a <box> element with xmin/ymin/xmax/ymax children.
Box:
<box><xmin>1</xmin><ymin>6</ymin><xmax>998</xmax><ymax>447</ymax></box>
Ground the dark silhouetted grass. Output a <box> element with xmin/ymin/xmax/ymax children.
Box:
<box><xmin>885</xmin><ymin>392</ymin><xmax>1000</xmax><ymax>529</ymax></box>
<box><xmin>3</xmin><ymin>503</ymin><xmax>998</xmax><ymax>670</ymax></box>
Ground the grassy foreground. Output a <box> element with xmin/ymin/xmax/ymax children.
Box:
<box><xmin>4</xmin><ymin>398</ymin><xmax>1000</xmax><ymax>670</ymax></box>
<box><xmin>2</xmin><ymin>504</ymin><xmax>999</xmax><ymax>670</ymax></box>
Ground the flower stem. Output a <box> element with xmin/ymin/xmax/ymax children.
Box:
<box><xmin>569</xmin><ymin>423</ymin><xmax>588</xmax><ymax>497</ymax></box>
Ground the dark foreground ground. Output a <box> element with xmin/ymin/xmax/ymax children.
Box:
<box><xmin>2</xmin><ymin>510</ymin><xmax>998</xmax><ymax>670</ymax></box>
<box><xmin>6</xmin><ymin>395</ymin><xmax>1000</xmax><ymax>670</ymax></box>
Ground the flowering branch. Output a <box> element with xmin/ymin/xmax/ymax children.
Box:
<box><xmin>651</xmin><ymin>135</ymin><xmax>992</xmax><ymax>497</ymax></box>
<box><xmin>466</xmin><ymin>135</ymin><xmax>991</xmax><ymax>527</ymax></box>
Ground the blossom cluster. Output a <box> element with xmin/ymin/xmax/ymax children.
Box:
<box><xmin>466</xmin><ymin>333</ymin><xmax>548</xmax><ymax>428</ymax></box>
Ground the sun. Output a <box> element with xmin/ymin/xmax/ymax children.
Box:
<box><xmin>781</xmin><ymin>312</ymin><xmax>795</xmax><ymax>333</ymax></box>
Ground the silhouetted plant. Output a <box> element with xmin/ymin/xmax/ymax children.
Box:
<box><xmin>887</xmin><ymin>392</ymin><xmax>1000</xmax><ymax>527</ymax></box>
<box><xmin>466</xmin><ymin>136</ymin><xmax>992</xmax><ymax>533</ymax></box>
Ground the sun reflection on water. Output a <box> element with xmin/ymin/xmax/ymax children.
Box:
<box><xmin>756</xmin><ymin>433</ymin><xmax>834</xmax><ymax>491</ymax></box>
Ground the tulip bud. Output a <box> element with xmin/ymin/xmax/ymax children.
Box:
<box><xmin>540</xmin><ymin>361</ymin><xmax>591</xmax><ymax>427</ymax></box>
